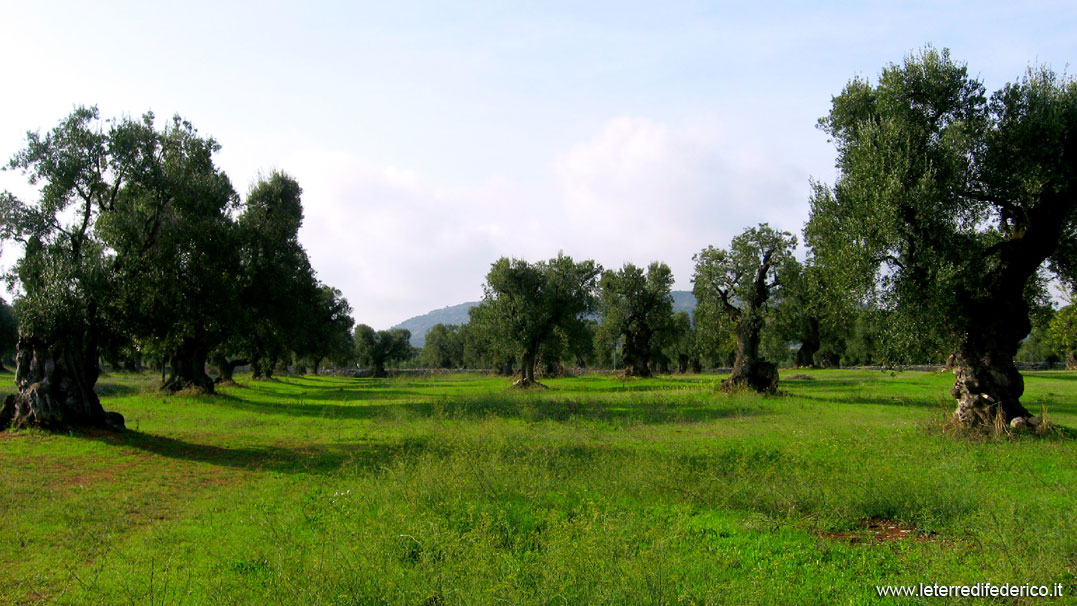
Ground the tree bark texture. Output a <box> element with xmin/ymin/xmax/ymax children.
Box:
<box><xmin>162</xmin><ymin>339</ymin><xmax>215</xmax><ymax>393</ymax></box>
<box><xmin>948</xmin><ymin>191</ymin><xmax>1072</xmax><ymax>429</ymax></box>
<box><xmin>950</xmin><ymin>296</ymin><xmax>1032</xmax><ymax>427</ymax></box>
<box><xmin>1</xmin><ymin>336</ymin><xmax>123</xmax><ymax>431</ymax></box>
<box><xmin>513</xmin><ymin>348</ymin><xmax>544</xmax><ymax>388</ymax></box>
<box><xmin>722</xmin><ymin>309</ymin><xmax>777</xmax><ymax>393</ymax></box>
<box><xmin>211</xmin><ymin>355</ymin><xmax>248</xmax><ymax>384</ymax></box>
<box><xmin>718</xmin><ymin>245</ymin><xmax>781</xmax><ymax>393</ymax></box>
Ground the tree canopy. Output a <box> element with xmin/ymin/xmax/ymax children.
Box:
<box><xmin>806</xmin><ymin>47</ymin><xmax>1077</xmax><ymax>427</ymax></box>
<box><xmin>693</xmin><ymin>224</ymin><xmax>797</xmax><ymax>392</ymax></box>
<box><xmin>0</xmin><ymin>108</ymin><xmax>356</xmax><ymax>430</ymax></box>
<box><xmin>354</xmin><ymin>325</ymin><xmax>412</xmax><ymax>378</ymax></box>
<box><xmin>472</xmin><ymin>254</ymin><xmax>600</xmax><ymax>387</ymax></box>
<box><xmin>597</xmin><ymin>262</ymin><xmax>674</xmax><ymax>377</ymax></box>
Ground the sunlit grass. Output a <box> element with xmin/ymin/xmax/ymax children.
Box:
<box><xmin>1</xmin><ymin>369</ymin><xmax>1076</xmax><ymax>604</ymax></box>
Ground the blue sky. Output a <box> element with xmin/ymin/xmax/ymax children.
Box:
<box><xmin>1</xmin><ymin>1</ymin><xmax>1073</xmax><ymax>327</ymax></box>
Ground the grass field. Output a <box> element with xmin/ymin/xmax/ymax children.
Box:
<box><xmin>2</xmin><ymin>369</ymin><xmax>1076</xmax><ymax>605</ymax></box>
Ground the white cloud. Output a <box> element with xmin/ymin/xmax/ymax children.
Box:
<box><xmin>552</xmin><ymin>116</ymin><xmax>808</xmax><ymax>290</ymax></box>
<box><xmin>288</xmin><ymin>150</ymin><xmax>513</xmax><ymax>329</ymax></box>
<box><xmin>283</xmin><ymin>115</ymin><xmax>811</xmax><ymax>329</ymax></box>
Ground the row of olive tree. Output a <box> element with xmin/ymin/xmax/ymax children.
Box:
<box><xmin>413</xmin><ymin>48</ymin><xmax>1077</xmax><ymax>431</ymax></box>
<box><xmin>0</xmin><ymin>108</ymin><xmax>354</xmax><ymax>430</ymax></box>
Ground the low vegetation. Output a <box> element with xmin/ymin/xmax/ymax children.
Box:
<box><xmin>3</xmin><ymin>369</ymin><xmax>1075</xmax><ymax>605</ymax></box>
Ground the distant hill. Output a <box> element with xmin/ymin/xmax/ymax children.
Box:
<box><xmin>394</xmin><ymin>291</ymin><xmax>697</xmax><ymax>348</ymax></box>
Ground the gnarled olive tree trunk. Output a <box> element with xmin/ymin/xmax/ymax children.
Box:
<box><xmin>722</xmin><ymin>310</ymin><xmax>777</xmax><ymax>393</ymax></box>
<box><xmin>162</xmin><ymin>339</ymin><xmax>215</xmax><ymax>393</ymax></box>
<box><xmin>950</xmin><ymin>293</ymin><xmax>1032</xmax><ymax>427</ymax></box>
<box><xmin>513</xmin><ymin>348</ymin><xmax>541</xmax><ymax>387</ymax></box>
<box><xmin>947</xmin><ymin>195</ymin><xmax>1075</xmax><ymax>430</ymax></box>
<box><xmin>210</xmin><ymin>353</ymin><xmax>248</xmax><ymax>384</ymax></box>
<box><xmin>1</xmin><ymin>336</ymin><xmax>124</xmax><ymax>431</ymax></box>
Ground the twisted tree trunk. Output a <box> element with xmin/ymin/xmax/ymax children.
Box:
<box><xmin>211</xmin><ymin>354</ymin><xmax>248</xmax><ymax>384</ymax></box>
<box><xmin>513</xmin><ymin>348</ymin><xmax>544</xmax><ymax>388</ymax></box>
<box><xmin>722</xmin><ymin>311</ymin><xmax>777</xmax><ymax>393</ymax></box>
<box><xmin>1</xmin><ymin>336</ymin><xmax>124</xmax><ymax>431</ymax></box>
<box><xmin>162</xmin><ymin>339</ymin><xmax>215</xmax><ymax>393</ymax></box>
<box><xmin>950</xmin><ymin>295</ymin><xmax>1032</xmax><ymax>427</ymax></box>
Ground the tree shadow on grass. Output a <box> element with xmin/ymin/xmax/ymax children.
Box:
<box><xmin>232</xmin><ymin>381</ymin><xmax>425</xmax><ymax>404</ymax></box>
<box><xmin>197</xmin><ymin>390</ymin><xmax>766</xmax><ymax>424</ymax></box>
<box><xmin>94</xmin><ymin>381</ymin><xmax>146</xmax><ymax>398</ymax></box>
<box><xmin>81</xmin><ymin>428</ymin><xmax>431</xmax><ymax>475</ymax></box>
<box><xmin>77</xmin><ymin>427</ymin><xmax>634</xmax><ymax>474</ymax></box>
<box><xmin>790</xmin><ymin>392</ymin><xmax>946</xmax><ymax>409</ymax></box>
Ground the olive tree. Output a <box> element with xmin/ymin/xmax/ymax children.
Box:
<box><xmin>1046</xmin><ymin>304</ymin><xmax>1077</xmax><ymax>369</ymax></box>
<box><xmin>0</xmin><ymin>108</ymin><xmax>129</xmax><ymax>429</ymax></box>
<box><xmin>596</xmin><ymin>262</ymin><xmax>674</xmax><ymax>377</ymax></box>
<box><xmin>693</xmin><ymin>224</ymin><xmax>797</xmax><ymax>392</ymax></box>
<box><xmin>98</xmin><ymin>113</ymin><xmax>240</xmax><ymax>393</ymax></box>
<box><xmin>472</xmin><ymin>254</ymin><xmax>600</xmax><ymax>387</ymax></box>
<box><xmin>354</xmin><ymin>325</ymin><xmax>412</xmax><ymax>378</ymax></box>
<box><xmin>421</xmin><ymin>324</ymin><xmax>463</xmax><ymax>369</ymax></box>
<box><xmin>806</xmin><ymin>47</ymin><xmax>1077</xmax><ymax>428</ymax></box>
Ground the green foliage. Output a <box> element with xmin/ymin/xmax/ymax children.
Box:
<box><xmin>421</xmin><ymin>323</ymin><xmax>464</xmax><ymax>368</ymax></box>
<box><xmin>1</xmin><ymin>106</ymin><xmax>255</xmax><ymax>391</ymax></box>
<box><xmin>98</xmin><ymin>112</ymin><xmax>241</xmax><ymax>365</ymax></box>
<box><xmin>217</xmin><ymin>171</ymin><xmax>314</xmax><ymax>373</ymax></box>
<box><xmin>2</xmin><ymin>107</ymin><xmax>117</xmax><ymax>346</ymax></box>
<box><xmin>693</xmin><ymin>224</ymin><xmax>797</xmax><ymax>368</ymax></box>
<box><xmin>471</xmin><ymin>253</ymin><xmax>600</xmax><ymax>382</ymax></box>
<box><xmin>2</xmin><ymin>109</ymin><xmax>355</xmax><ymax>390</ymax></box>
<box><xmin>354</xmin><ymin>325</ymin><xmax>413</xmax><ymax>376</ymax></box>
<box><xmin>0</xmin><ymin>298</ymin><xmax>18</xmax><ymax>363</ymax></box>
<box><xmin>1046</xmin><ymin>304</ymin><xmax>1077</xmax><ymax>367</ymax></box>
<box><xmin>597</xmin><ymin>262</ymin><xmax>674</xmax><ymax>376</ymax></box>
<box><xmin>806</xmin><ymin>47</ymin><xmax>1077</xmax><ymax>363</ymax></box>
<box><xmin>1016</xmin><ymin>309</ymin><xmax>1056</xmax><ymax>365</ymax></box>
<box><xmin>663</xmin><ymin>310</ymin><xmax>701</xmax><ymax>372</ymax></box>
<box><xmin>298</xmin><ymin>285</ymin><xmax>356</xmax><ymax>371</ymax></box>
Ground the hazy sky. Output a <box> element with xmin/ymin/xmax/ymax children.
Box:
<box><xmin>0</xmin><ymin>1</ymin><xmax>1073</xmax><ymax>328</ymax></box>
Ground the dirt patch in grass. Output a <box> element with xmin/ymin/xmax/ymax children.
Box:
<box><xmin>785</xmin><ymin>374</ymin><xmax>814</xmax><ymax>381</ymax></box>
<box><xmin>819</xmin><ymin>518</ymin><xmax>938</xmax><ymax>545</ymax></box>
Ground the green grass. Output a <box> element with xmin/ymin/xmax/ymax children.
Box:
<box><xmin>2</xmin><ymin>369</ymin><xmax>1076</xmax><ymax>604</ymax></box>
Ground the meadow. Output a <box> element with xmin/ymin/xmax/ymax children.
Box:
<box><xmin>1</xmin><ymin>369</ymin><xmax>1076</xmax><ymax>605</ymax></box>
